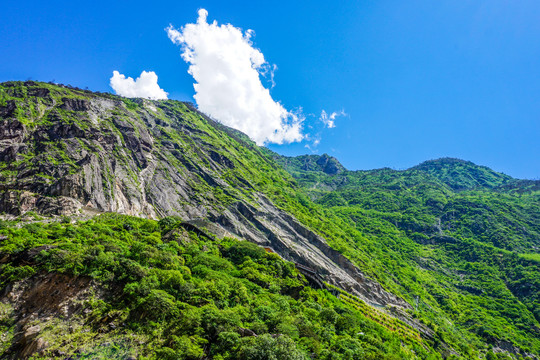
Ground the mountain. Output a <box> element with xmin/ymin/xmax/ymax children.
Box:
<box><xmin>0</xmin><ymin>81</ymin><xmax>405</xmax><ymax>308</ymax></box>
<box><xmin>410</xmin><ymin>158</ymin><xmax>513</xmax><ymax>191</ymax></box>
<box><xmin>275</xmin><ymin>154</ymin><xmax>540</xmax><ymax>251</ymax></box>
<box><xmin>278</xmin><ymin>154</ymin><xmax>346</xmax><ymax>176</ymax></box>
<box><xmin>275</xmin><ymin>155</ymin><xmax>516</xmax><ymax>193</ymax></box>
<box><xmin>0</xmin><ymin>81</ymin><xmax>539</xmax><ymax>359</ymax></box>
<box><xmin>276</xmin><ymin>152</ymin><xmax>540</xmax><ymax>356</ymax></box>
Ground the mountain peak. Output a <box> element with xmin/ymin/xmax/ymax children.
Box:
<box><xmin>277</xmin><ymin>153</ymin><xmax>346</xmax><ymax>175</ymax></box>
<box><xmin>411</xmin><ymin>157</ymin><xmax>513</xmax><ymax>191</ymax></box>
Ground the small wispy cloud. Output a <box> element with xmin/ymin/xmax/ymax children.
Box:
<box><xmin>166</xmin><ymin>9</ymin><xmax>303</xmax><ymax>145</ymax></box>
<box><xmin>110</xmin><ymin>71</ymin><xmax>168</xmax><ymax>100</ymax></box>
<box><xmin>302</xmin><ymin>109</ymin><xmax>346</xmax><ymax>150</ymax></box>
<box><xmin>319</xmin><ymin>109</ymin><xmax>346</xmax><ymax>129</ymax></box>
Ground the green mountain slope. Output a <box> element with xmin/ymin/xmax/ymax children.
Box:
<box><xmin>0</xmin><ymin>81</ymin><xmax>539</xmax><ymax>359</ymax></box>
<box><xmin>411</xmin><ymin>158</ymin><xmax>513</xmax><ymax>191</ymax></box>
<box><xmin>275</xmin><ymin>153</ymin><xmax>540</xmax><ymax>357</ymax></box>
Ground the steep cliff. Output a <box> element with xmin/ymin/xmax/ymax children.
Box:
<box><xmin>0</xmin><ymin>81</ymin><xmax>408</xmax><ymax>310</ymax></box>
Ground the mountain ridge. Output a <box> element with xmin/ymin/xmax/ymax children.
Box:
<box><xmin>276</xmin><ymin>154</ymin><xmax>520</xmax><ymax>192</ymax></box>
<box><xmin>1</xmin><ymin>80</ymin><xmax>539</xmax><ymax>359</ymax></box>
<box><xmin>0</xmin><ymin>80</ymin><xmax>410</xmax><ymax>308</ymax></box>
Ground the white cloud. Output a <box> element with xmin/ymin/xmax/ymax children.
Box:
<box><xmin>304</xmin><ymin>133</ymin><xmax>321</xmax><ymax>151</ymax></box>
<box><xmin>319</xmin><ymin>109</ymin><xmax>346</xmax><ymax>129</ymax></box>
<box><xmin>167</xmin><ymin>9</ymin><xmax>303</xmax><ymax>145</ymax></box>
<box><xmin>110</xmin><ymin>71</ymin><xmax>168</xmax><ymax>100</ymax></box>
<box><xmin>304</xmin><ymin>137</ymin><xmax>320</xmax><ymax>153</ymax></box>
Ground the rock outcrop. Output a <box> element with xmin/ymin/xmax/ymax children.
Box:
<box><xmin>0</xmin><ymin>81</ymin><xmax>410</xmax><ymax>310</ymax></box>
<box><xmin>0</xmin><ymin>273</ymin><xmax>95</xmax><ymax>359</ymax></box>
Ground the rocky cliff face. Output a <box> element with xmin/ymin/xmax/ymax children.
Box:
<box><xmin>277</xmin><ymin>154</ymin><xmax>346</xmax><ymax>175</ymax></box>
<box><xmin>0</xmin><ymin>81</ymin><xmax>410</xmax><ymax>310</ymax></box>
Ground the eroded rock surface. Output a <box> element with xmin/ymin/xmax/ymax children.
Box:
<box><xmin>0</xmin><ymin>273</ymin><xmax>94</xmax><ymax>359</ymax></box>
<box><xmin>0</xmin><ymin>82</ymin><xmax>410</xmax><ymax>312</ymax></box>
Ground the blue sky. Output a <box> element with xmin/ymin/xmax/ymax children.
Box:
<box><xmin>1</xmin><ymin>1</ymin><xmax>539</xmax><ymax>178</ymax></box>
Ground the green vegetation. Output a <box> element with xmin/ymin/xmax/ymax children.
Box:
<box><xmin>0</xmin><ymin>214</ymin><xmax>440</xmax><ymax>359</ymax></box>
<box><xmin>0</xmin><ymin>81</ymin><xmax>538</xmax><ymax>358</ymax></box>
<box><xmin>274</xmin><ymin>154</ymin><xmax>540</xmax><ymax>357</ymax></box>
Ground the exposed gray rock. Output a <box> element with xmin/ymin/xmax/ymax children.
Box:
<box><xmin>0</xmin><ymin>100</ymin><xmax>17</xmax><ymax>118</ymax></box>
<box><xmin>1</xmin><ymin>273</ymin><xmax>95</xmax><ymax>359</ymax></box>
<box><xmin>316</xmin><ymin>154</ymin><xmax>344</xmax><ymax>174</ymax></box>
<box><xmin>60</xmin><ymin>97</ymin><xmax>91</xmax><ymax>111</ymax></box>
<box><xmin>27</xmin><ymin>87</ymin><xmax>50</xmax><ymax>98</ymax></box>
<box><xmin>0</xmin><ymin>86</ymin><xmax>416</xmax><ymax>322</ymax></box>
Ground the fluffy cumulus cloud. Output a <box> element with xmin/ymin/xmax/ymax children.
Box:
<box><xmin>319</xmin><ymin>109</ymin><xmax>346</xmax><ymax>129</ymax></box>
<box><xmin>167</xmin><ymin>9</ymin><xmax>303</xmax><ymax>145</ymax></box>
<box><xmin>110</xmin><ymin>71</ymin><xmax>168</xmax><ymax>100</ymax></box>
